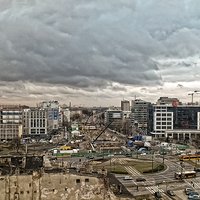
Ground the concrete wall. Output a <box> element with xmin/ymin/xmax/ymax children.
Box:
<box><xmin>0</xmin><ymin>173</ymin><xmax>116</xmax><ymax>200</ymax></box>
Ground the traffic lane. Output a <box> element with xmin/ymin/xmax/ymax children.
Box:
<box><xmin>174</xmin><ymin>190</ymin><xmax>188</xmax><ymax>200</ymax></box>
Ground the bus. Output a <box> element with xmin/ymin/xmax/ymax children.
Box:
<box><xmin>174</xmin><ymin>171</ymin><xmax>196</xmax><ymax>179</ymax></box>
<box><xmin>179</xmin><ymin>154</ymin><xmax>200</xmax><ymax>161</ymax></box>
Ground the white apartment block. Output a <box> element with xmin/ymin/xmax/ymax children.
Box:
<box><xmin>153</xmin><ymin>105</ymin><xmax>173</xmax><ymax>137</ymax></box>
<box><xmin>0</xmin><ymin>105</ymin><xmax>24</xmax><ymax>140</ymax></box>
<box><xmin>23</xmin><ymin>108</ymin><xmax>48</xmax><ymax>136</ymax></box>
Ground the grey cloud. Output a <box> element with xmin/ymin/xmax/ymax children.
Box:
<box><xmin>0</xmin><ymin>0</ymin><xmax>163</xmax><ymax>90</ymax></box>
<box><xmin>0</xmin><ymin>0</ymin><xmax>200</xmax><ymax>105</ymax></box>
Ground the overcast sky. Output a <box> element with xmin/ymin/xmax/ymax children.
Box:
<box><xmin>1</xmin><ymin>0</ymin><xmax>200</xmax><ymax>107</ymax></box>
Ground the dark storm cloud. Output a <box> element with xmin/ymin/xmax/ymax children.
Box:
<box><xmin>0</xmin><ymin>0</ymin><xmax>163</xmax><ymax>89</ymax></box>
<box><xmin>0</xmin><ymin>0</ymin><xmax>200</xmax><ymax>105</ymax></box>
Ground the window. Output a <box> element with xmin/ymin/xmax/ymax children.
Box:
<box><xmin>76</xmin><ymin>179</ymin><xmax>80</xmax><ymax>184</ymax></box>
<box><xmin>85</xmin><ymin>178</ymin><xmax>89</xmax><ymax>183</ymax></box>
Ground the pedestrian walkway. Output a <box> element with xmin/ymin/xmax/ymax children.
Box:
<box><xmin>115</xmin><ymin>158</ymin><xmax>141</xmax><ymax>176</ymax></box>
<box><xmin>184</xmin><ymin>178</ymin><xmax>200</xmax><ymax>190</ymax></box>
<box><xmin>145</xmin><ymin>186</ymin><xmax>164</xmax><ymax>194</ymax></box>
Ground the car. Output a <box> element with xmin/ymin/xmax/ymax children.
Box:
<box><xmin>194</xmin><ymin>167</ymin><xmax>200</xmax><ymax>172</ymax></box>
<box><xmin>49</xmin><ymin>157</ymin><xmax>57</xmax><ymax>161</ymax></box>
<box><xmin>136</xmin><ymin>177</ymin><xmax>146</xmax><ymax>182</ymax></box>
<box><xmin>185</xmin><ymin>188</ymin><xmax>194</xmax><ymax>195</ymax></box>
<box><xmin>154</xmin><ymin>191</ymin><xmax>162</xmax><ymax>199</ymax></box>
<box><xmin>188</xmin><ymin>194</ymin><xmax>200</xmax><ymax>200</ymax></box>
<box><xmin>123</xmin><ymin>176</ymin><xmax>133</xmax><ymax>180</ymax></box>
<box><xmin>167</xmin><ymin>190</ymin><xmax>175</xmax><ymax>196</ymax></box>
<box><xmin>188</xmin><ymin>191</ymin><xmax>199</xmax><ymax>196</ymax></box>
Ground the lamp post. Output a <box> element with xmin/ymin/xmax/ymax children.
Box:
<box><xmin>163</xmin><ymin>181</ymin><xmax>167</xmax><ymax>192</ymax></box>
<box><xmin>180</xmin><ymin>161</ymin><xmax>184</xmax><ymax>179</ymax></box>
<box><xmin>151</xmin><ymin>150</ymin><xmax>154</xmax><ymax>173</ymax></box>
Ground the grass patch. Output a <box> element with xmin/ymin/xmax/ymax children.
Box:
<box><xmin>125</xmin><ymin>160</ymin><xmax>166</xmax><ymax>173</ymax></box>
<box><xmin>93</xmin><ymin>161</ymin><xmax>128</xmax><ymax>174</ymax></box>
<box><xmin>109</xmin><ymin>166</ymin><xmax>129</xmax><ymax>174</ymax></box>
<box><xmin>92</xmin><ymin>158</ymin><xmax>166</xmax><ymax>175</ymax></box>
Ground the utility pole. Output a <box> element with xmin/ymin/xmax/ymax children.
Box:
<box><xmin>180</xmin><ymin>161</ymin><xmax>183</xmax><ymax>179</ymax></box>
<box><xmin>151</xmin><ymin>150</ymin><xmax>154</xmax><ymax>173</ymax></box>
<box><xmin>163</xmin><ymin>150</ymin><xmax>165</xmax><ymax>165</ymax></box>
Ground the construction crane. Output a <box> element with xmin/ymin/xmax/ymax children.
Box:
<box><xmin>92</xmin><ymin>121</ymin><xmax>113</xmax><ymax>145</ymax></box>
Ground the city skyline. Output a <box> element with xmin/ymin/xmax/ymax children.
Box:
<box><xmin>1</xmin><ymin>1</ymin><xmax>200</xmax><ymax>106</ymax></box>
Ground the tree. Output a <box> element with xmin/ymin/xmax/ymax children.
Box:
<box><xmin>71</xmin><ymin>113</ymin><xmax>81</xmax><ymax>122</ymax></box>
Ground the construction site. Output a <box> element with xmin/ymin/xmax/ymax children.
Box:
<box><xmin>0</xmin><ymin>118</ymin><xmax>126</xmax><ymax>200</ymax></box>
<box><xmin>0</xmin><ymin>111</ymin><xmax>166</xmax><ymax>200</ymax></box>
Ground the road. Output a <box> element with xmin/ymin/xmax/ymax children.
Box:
<box><xmin>113</xmin><ymin>155</ymin><xmax>200</xmax><ymax>199</ymax></box>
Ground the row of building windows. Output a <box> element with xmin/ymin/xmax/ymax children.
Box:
<box><xmin>30</xmin><ymin>119</ymin><xmax>46</xmax><ymax>128</ymax></box>
<box><xmin>30</xmin><ymin>113</ymin><xmax>46</xmax><ymax>118</ymax></box>
<box><xmin>156</xmin><ymin>113</ymin><xmax>172</xmax><ymax>116</ymax></box>
<box><xmin>156</xmin><ymin>118</ymin><xmax>172</xmax><ymax>121</ymax></box>
<box><xmin>30</xmin><ymin>129</ymin><xmax>46</xmax><ymax>134</ymax></box>
<box><xmin>0</xmin><ymin>134</ymin><xmax>17</xmax><ymax>138</ymax></box>
<box><xmin>156</xmin><ymin>122</ymin><xmax>171</xmax><ymax>125</ymax></box>
<box><xmin>156</xmin><ymin>126</ymin><xmax>172</xmax><ymax>129</ymax></box>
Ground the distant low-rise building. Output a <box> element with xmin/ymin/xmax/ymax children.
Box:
<box><xmin>0</xmin><ymin>105</ymin><xmax>26</xmax><ymax>140</ymax></box>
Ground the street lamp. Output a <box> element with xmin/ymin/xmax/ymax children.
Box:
<box><xmin>180</xmin><ymin>161</ymin><xmax>184</xmax><ymax>179</ymax></box>
<box><xmin>163</xmin><ymin>181</ymin><xmax>167</xmax><ymax>192</ymax></box>
<box><xmin>151</xmin><ymin>150</ymin><xmax>154</xmax><ymax>173</ymax></box>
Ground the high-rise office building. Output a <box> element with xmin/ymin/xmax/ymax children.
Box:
<box><xmin>121</xmin><ymin>100</ymin><xmax>130</xmax><ymax>111</ymax></box>
<box><xmin>152</xmin><ymin>104</ymin><xmax>200</xmax><ymax>141</ymax></box>
<box><xmin>131</xmin><ymin>99</ymin><xmax>151</xmax><ymax>133</ymax></box>
<box><xmin>104</xmin><ymin>108</ymin><xmax>122</xmax><ymax>131</ymax></box>
<box><xmin>39</xmin><ymin>101</ymin><xmax>59</xmax><ymax>130</ymax></box>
